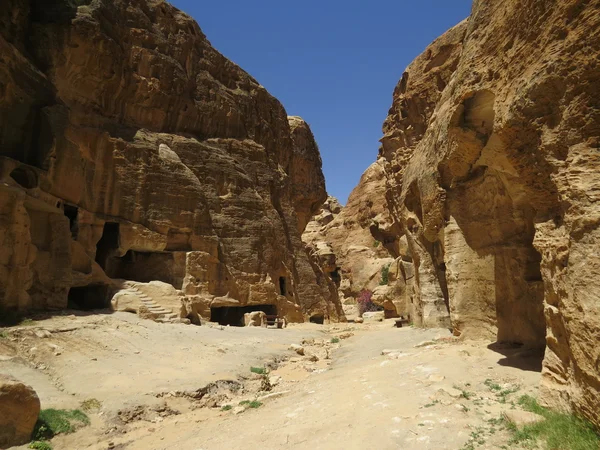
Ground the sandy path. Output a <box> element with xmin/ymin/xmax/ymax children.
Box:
<box><xmin>2</xmin><ymin>314</ymin><xmax>543</xmax><ymax>449</ymax></box>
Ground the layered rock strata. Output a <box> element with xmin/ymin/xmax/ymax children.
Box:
<box><xmin>0</xmin><ymin>0</ymin><xmax>343</xmax><ymax>324</ymax></box>
<box><xmin>378</xmin><ymin>0</ymin><xmax>600</xmax><ymax>426</ymax></box>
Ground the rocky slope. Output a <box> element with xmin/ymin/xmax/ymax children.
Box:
<box><xmin>0</xmin><ymin>0</ymin><xmax>343</xmax><ymax>324</ymax></box>
<box><xmin>303</xmin><ymin>165</ymin><xmax>409</xmax><ymax>318</ymax></box>
<box><xmin>375</xmin><ymin>0</ymin><xmax>600</xmax><ymax>427</ymax></box>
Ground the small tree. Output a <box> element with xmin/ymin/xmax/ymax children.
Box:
<box><xmin>379</xmin><ymin>263</ymin><xmax>391</xmax><ymax>286</ymax></box>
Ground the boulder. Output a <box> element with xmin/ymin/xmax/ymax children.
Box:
<box><xmin>0</xmin><ymin>375</ymin><xmax>41</xmax><ymax>447</ymax></box>
<box><xmin>362</xmin><ymin>311</ymin><xmax>385</xmax><ymax>322</ymax></box>
<box><xmin>244</xmin><ymin>311</ymin><xmax>267</xmax><ymax>327</ymax></box>
<box><xmin>503</xmin><ymin>410</ymin><xmax>545</xmax><ymax>428</ymax></box>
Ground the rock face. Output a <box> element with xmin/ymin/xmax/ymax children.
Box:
<box><xmin>303</xmin><ymin>164</ymin><xmax>406</xmax><ymax>319</ymax></box>
<box><xmin>377</xmin><ymin>0</ymin><xmax>600</xmax><ymax>427</ymax></box>
<box><xmin>0</xmin><ymin>0</ymin><xmax>343</xmax><ymax>324</ymax></box>
<box><xmin>0</xmin><ymin>375</ymin><xmax>41</xmax><ymax>447</ymax></box>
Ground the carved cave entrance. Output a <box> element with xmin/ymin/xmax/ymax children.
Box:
<box><xmin>309</xmin><ymin>314</ymin><xmax>325</xmax><ymax>325</ymax></box>
<box><xmin>63</xmin><ymin>204</ymin><xmax>78</xmax><ymax>239</ymax></box>
<box><xmin>68</xmin><ymin>285</ymin><xmax>110</xmax><ymax>310</ymax></box>
<box><xmin>210</xmin><ymin>305</ymin><xmax>278</xmax><ymax>327</ymax></box>
<box><xmin>441</xmin><ymin>90</ymin><xmax>551</xmax><ymax>352</ymax></box>
<box><xmin>279</xmin><ymin>277</ymin><xmax>287</xmax><ymax>296</ymax></box>
<box><xmin>106</xmin><ymin>250</ymin><xmax>178</xmax><ymax>286</ymax></box>
<box><xmin>329</xmin><ymin>268</ymin><xmax>341</xmax><ymax>288</ymax></box>
<box><xmin>95</xmin><ymin>222</ymin><xmax>120</xmax><ymax>270</ymax></box>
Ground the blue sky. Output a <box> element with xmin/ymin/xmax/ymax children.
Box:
<box><xmin>170</xmin><ymin>1</ymin><xmax>472</xmax><ymax>204</ymax></box>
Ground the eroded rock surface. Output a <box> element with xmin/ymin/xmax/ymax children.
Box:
<box><xmin>0</xmin><ymin>0</ymin><xmax>343</xmax><ymax>324</ymax></box>
<box><xmin>376</xmin><ymin>0</ymin><xmax>600</xmax><ymax>427</ymax></box>
<box><xmin>0</xmin><ymin>374</ymin><xmax>40</xmax><ymax>447</ymax></box>
<box><xmin>303</xmin><ymin>164</ymin><xmax>408</xmax><ymax>319</ymax></box>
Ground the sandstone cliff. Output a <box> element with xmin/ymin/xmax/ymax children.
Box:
<box><xmin>378</xmin><ymin>0</ymin><xmax>600</xmax><ymax>427</ymax></box>
<box><xmin>303</xmin><ymin>165</ymin><xmax>405</xmax><ymax>318</ymax></box>
<box><xmin>0</xmin><ymin>0</ymin><xmax>343</xmax><ymax>324</ymax></box>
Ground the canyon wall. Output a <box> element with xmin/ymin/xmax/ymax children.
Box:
<box><xmin>0</xmin><ymin>0</ymin><xmax>343</xmax><ymax>324</ymax></box>
<box><xmin>377</xmin><ymin>0</ymin><xmax>599</xmax><ymax>426</ymax></box>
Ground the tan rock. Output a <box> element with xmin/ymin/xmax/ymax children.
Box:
<box><xmin>244</xmin><ymin>311</ymin><xmax>266</xmax><ymax>327</ymax></box>
<box><xmin>0</xmin><ymin>0</ymin><xmax>343</xmax><ymax>325</ymax></box>
<box><xmin>0</xmin><ymin>375</ymin><xmax>41</xmax><ymax>447</ymax></box>
<box><xmin>362</xmin><ymin>311</ymin><xmax>385</xmax><ymax>322</ymax></box>
<box><xmin>503</xmin><ymin>410</ymin><xmax>544</xmax><ymax>428</ymax></box>
<box><xmin>372</xmin><ymin>0</ymin><xmax>600</xmax><ymax>428</ymax></box>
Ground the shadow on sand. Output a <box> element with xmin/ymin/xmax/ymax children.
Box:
<box><xmin>487</xmin><ymin>342</ymin><xmax>545</xmax><ymax>372</ymax></box>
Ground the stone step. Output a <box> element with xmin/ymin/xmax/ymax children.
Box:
<box><xmin>148</xmin><ymin>307</ymin><xmax>170</xmax><ymax>313</ymax></box>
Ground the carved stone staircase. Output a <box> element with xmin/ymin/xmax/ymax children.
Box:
<box><xmin>121</xmin><ymin>282</ymin><xmax>180</xmax><ymax>323</ymax></box>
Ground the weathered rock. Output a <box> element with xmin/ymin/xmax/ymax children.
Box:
<box><xmin>0</xmin><ymin>0</ymin><xmax>343</xmax><ymax>324</ymax></box>
<box><xmin>374</xmin><ymin>0</ymin><xmax>600</xmax><ymax>428</ymax></box>
<box><xmin>289</xmin><ymin>344</ymin><xmax>305</xmax><ymax>356</ymax></box>
<box><xmin>0</xmin><ymin>375</ymin><xmax>41</xmax><ymax>447</ymax></box>
<box><xmin>503</xmin><ymin>410</ymin><xmax>545</xmax><ymax>428</ymax></box>
<box><xmin>244</xmin><ymin>311</ymin><xmax>266</xmax><ymax>327</ymax></box>
<box><xmin>362</xmin><ymin>311</ymin><xmax>385</xmax><ymax>322</ymax></box>
<box><xmin>303</xmin><ymin>165</ymin><xmax>398</xmax><ymax>304</ymax></box>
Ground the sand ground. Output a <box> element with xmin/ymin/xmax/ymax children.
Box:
<box><xmin>1</xmin><ymin>311</ymin><xmax>543</xmax><ymax>449</ymax></box>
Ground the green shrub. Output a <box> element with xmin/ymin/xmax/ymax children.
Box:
<box><xmin>33</xmin><ymin>409</ymin><xmax>90</xmax><ymax>440</ymax></box>
<box><xmin>330</xmin><ymin>337</ymin><xmax>340</xmax><ymax>344</ymax></box>
<box><xmin>29</xmin><ymin>442</ymin><xmax>52</xmax><ymax>450</ymax></box>
<box><xmin>506</xmin><ymin>395</ymin><xmax>600</xmax><ymax>450</ymax></box>
<box><xmin>248</xmin><ymin>401</ymin><xmax>262</xmax><ymax>409</ymax></box>
<box><xmin>373</xmin><ymin>240</ymin><xmax>381</xmax><ymax>248</ymax></box>
<box><xmin>221</xmin><ymin>405</ymin><xmax>232</xmax><ymax>411</ymax></box>
<box><xmin>379</xmin><ymin>263</ymin><xmax>391</xmax><ymax>285</ymax></box>
<box><xmin>250</xmin><ymin>367</ymin><xmax>266</xmax><ymax>375</ymax></box>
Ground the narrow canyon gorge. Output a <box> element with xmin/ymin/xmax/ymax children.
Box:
<box><xmin>0</xmin><ymin>0</ymin><xmax>599</xmax><ymax>448</ymax></box>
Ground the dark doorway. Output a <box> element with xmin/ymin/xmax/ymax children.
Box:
<box><xmin>309</xmin><ymin>314</ymin><xmax>325</xmax><ymax>325</ymax></box>
<box><xmin>279</xmin><ymin>277</ymin><xmax>287</xmax><ymax>296</ymax></box>
<box><xmin>95</xmin><ymin>222</ymin><xmax>120</xmax><ymax>270</ymax></box>
<box><xmin>329</xmin><ymin>268</ymin><xmax>341</xmax><ymax>287</ymax></box>
<box><xmin>63</xmin><ymin>204</ymin><xmax>78</xmax><ymax>239</ymax></box>
<box><xmin>106</xmin><ymin>250</ymin><xmax>179</xmax><ymax>287</ymax></box>
<box><xmin>10</xmin><ymin>167</ymin><xmax>38</xmax><ymax>189</ymax></box>
<box><xmin>68</xmin><ymin>285</ymin><xmax>110</xmax><ymax>310</ymax></box>
<box><xmin>211</xmin><ymin>305</ymin><xmax>277</xmax><ymax>327</ymax></box>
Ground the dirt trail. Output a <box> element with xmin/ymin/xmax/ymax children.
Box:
<box><xmin>1</xmin><ymin>313</ymin><xmax>543</xmax><ymax>449</ymax></box>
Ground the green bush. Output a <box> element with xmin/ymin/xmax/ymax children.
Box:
<box><xmin>33</xmin><ymin>409</ymin><xmax>90</xmax><ymax>440</ymax></box>
<box><xmin>379</xmin><ymin>263</ymin><xmax>391</xmax><ymax>285</ymax></box>
<box><xmin>330</xmin><ymin>337</ymin><xmax>340</xmax><ymax>344</ymax></box>
<box><xmin>250</xmin><ymin>367</ymin><xmax>266</xmax><ymax>375</ymax></box>
<box><xmin>29</xmin><ymin>442</ymin><xmax>52</xmax><ymax>450</ymax></box>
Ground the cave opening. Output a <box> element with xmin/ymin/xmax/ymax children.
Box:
<box><xmin>279</xmin><ymin>277</ymin><xmax>287</xmax><ymax>296</ymax></box>
<box><xmin>68</xmin><ymin>285</ymin><xmax>110</xmax><ymax>310</ymax></box>
<box><xmin>106</xmin><ymin>250</ymin><xmax>178</xmax><ymax>287</ymax></box>
<box><xmin>210</xmin><ymin>305</ymin><xmax>278</xmax><ymax>327</ymax></box>
<box><xmin>63</xmin><ymin>204</ymin><xmax>78</xmax><ymax>239</ymax></box>
<box><xmin>10</xmin><ymin>167</ymin><xmax>38</xmax><ymax>189</ymax></box>
<box><xmin>95</xmin><ymin>222</ymin><xmax>120</xmax><ymax>270</ymax></box>
<box><xmin>309</xmin><ymin>314</ymin><xmax>325</xmax><ymax>325</ymax></box>
<box><xmin>329</xmin><ymin>268</ymin><xmax>341</xmax><ymax>287</ymax></box>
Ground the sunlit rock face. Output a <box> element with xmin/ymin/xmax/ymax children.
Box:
<box><xmin>0</xmin><ymin>0</ymin><xmax>344</xmax><ymax>324</ymax></box>
<box><xmin>376</xmin><ymin>0</ymin><xmax>600</xmax><ymax>427</ymax></box>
